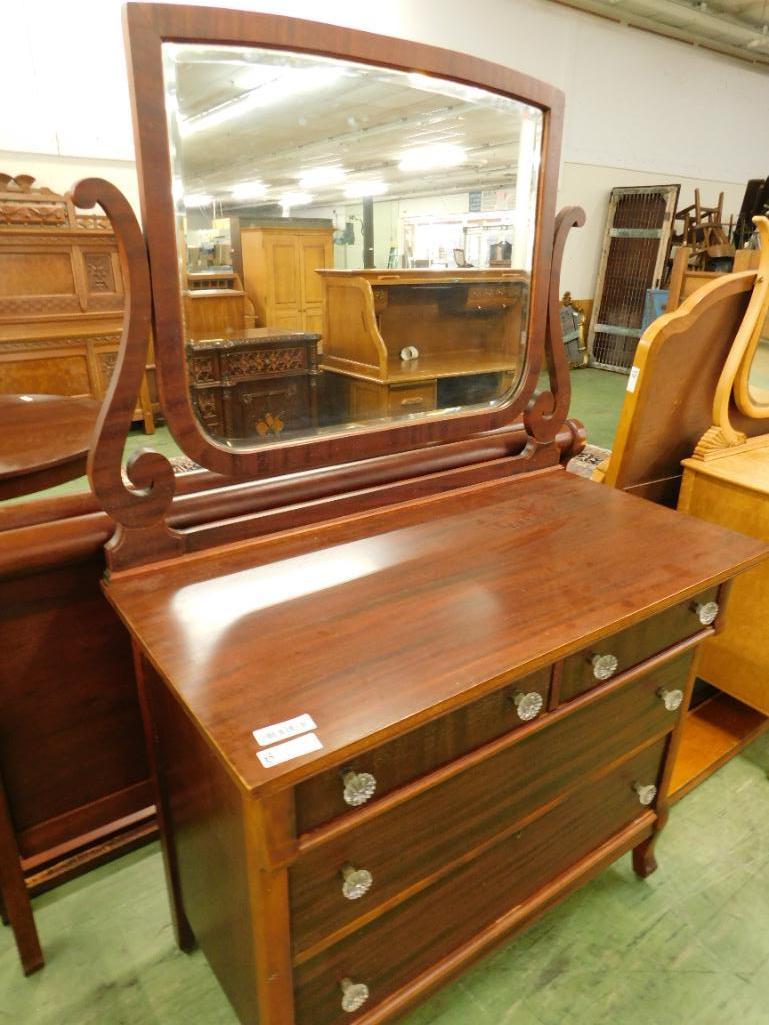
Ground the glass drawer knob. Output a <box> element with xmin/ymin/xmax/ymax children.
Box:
<box><xmin>342</xmin><ymin>770</ymin><xmax>377</xmax><ymax>807</ymax></box>
<box><xmin>513</xmin><ymin>690</ymin><xmax>544</xmax><ymax>721</ymax></box>
<box><xmin>591</xmin><ymin>652</ymin><xmax>619</xmax><ymax>681</ymax></box>
<box><xmin>341</xmin><ymin>978</ymin><xmax>370</xmax><ymax>1013</ymax></box>
<box><xmin>634</xmin><ymin>782</ymin><xmax>658</xmax><ymax>806</ymax></box>
<box><xmin>694</xmin><ymin>600</ymin><xmax>719</xmax><ymax>626</ymax></box>
<box><xmin>658</xmin><ymin>687</ymin><xmax>684</xmax><ymax>712</ymax></box>
<box><xmin>341</xmin><ymin>865</ymin><xmax>373</xmax><ymax>901</ymax></box>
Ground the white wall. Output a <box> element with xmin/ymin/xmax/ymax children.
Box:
<box><xmin>2</xmin><ymin>0</ymin><xmax>768</xmax><ymax>295</ymax></box>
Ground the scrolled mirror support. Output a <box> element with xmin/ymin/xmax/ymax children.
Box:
<box><xmin>72</xmin><ymin>177</ymin><xmax>184</xmax><ymax>570</ymax></box>
<box><xmin>523</xmin><ymin>205</ymin><xmax>586</xmax><ymax>447</ymax></box>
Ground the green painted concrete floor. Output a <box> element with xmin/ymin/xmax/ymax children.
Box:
<box><xmin>2</xmin><ymin>733</ymin><xmax>768</xmax><ymax>1024</ymax></box>
<box><xmin>1</xmin><ymin>368</ymin><xmax>627</xmax><ymax>507</ymax></box>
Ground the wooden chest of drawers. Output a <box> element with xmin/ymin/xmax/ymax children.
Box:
<box><xmin>105</xmin><ymin>471</ymin><xmax>766</xmax><ymax>1025</ymax></box>
<box><xmin>186</xmin><ymin>328</ymin><xmax>321</xmax><ymax>442</ymax></box>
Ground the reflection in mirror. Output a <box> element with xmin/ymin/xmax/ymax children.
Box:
<box><xmin>162</xmin><ymin>45</ymin><xmax>543</xmax><ymax>448</ymax></box>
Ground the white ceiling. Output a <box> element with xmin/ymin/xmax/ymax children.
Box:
<box><xmin>553</xmin><ymin>0</ymin><xmax>769</xmax><ymax>68</ymax></box>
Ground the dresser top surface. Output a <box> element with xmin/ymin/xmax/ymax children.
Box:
<box><xmin>683</xmin><ymin>442</ymin><xmax>769</xmax><ymax>493</ymax></box>
<box><xmin>105</xmin><ymin>469</ymin><xmax>767</xmax><ymax>794</ymax></box>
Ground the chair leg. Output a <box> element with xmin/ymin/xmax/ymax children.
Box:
<box><xmin>0</xmin><ymin>775</ymin><xmax>44</xmax><ymax>974</ymax></box>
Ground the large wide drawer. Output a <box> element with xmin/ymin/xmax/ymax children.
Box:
<box><xmin>559</xmin><ymin>587</ymin><xmax>717</xmax><ymax>703</ymax></box>
<box><xmin>290</xmin><ymin>653</ymin><xmax>691</xmax><ymax>956</ymax></box>
<box><xmin>293</xmin><ymin>737</ymin><xmax>666</xmax><ymax>1025</ymax></box>
<box><xmin>295</xmin><ymin>667</ymin><xmax>550</xmax><ymax>834</ymax></box>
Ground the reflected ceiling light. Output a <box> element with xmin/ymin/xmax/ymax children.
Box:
<box><xmin>179</xmin><ymin>66</ymin><xmax>344</xmax><ymax>137</ymax></box>
<box><xmin>183</xmin><ymin>192</ymin><xmax>213</xmax><ymax>207</ymax></box>
<box><xmin>279</xmin><ymin>191</ymin><xmax>313</xmax><ymax>209</ymax></box>
<box><xmin>344</xmin><ymin>180</ymin><xmax>388</xmax><ymax>198</ymax></box>
<box><xmin>298</xmin><ymin>166</ymin><xmax>346</xmax><ymax>189</ymax></box>
<box><xmin>231</xmin><ymin>180</ymin><xmax>268</xmax><ymax>200</ymax></box>
<box><xmin>398</xmin><ymin>144</ymin><xmax>467</xmax><ymax>172</ymax></box>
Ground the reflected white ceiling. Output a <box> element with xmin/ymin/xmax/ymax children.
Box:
<box><xmin>167</xmin><ymin>46</ymin><xmax>537</xmax><ymax>208</ymax></box>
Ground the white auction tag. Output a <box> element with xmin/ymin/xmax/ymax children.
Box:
<box><xmin>627</xmin><ymin>366</ymin><xmax>640</xmax><ymax>393</ymax></box>
<box><xmin>253</xmin><ymin>713</ymin><xmax>317</xmax><ymax>748</ymax></box>
<box><xmin>257</xmin><ymin>732</ymin><xmax>323</xmax><ymax>769</ymax></box>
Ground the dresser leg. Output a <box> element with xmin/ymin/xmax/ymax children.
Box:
<box><xmin>0</xmin><ymin>772</ymin><xmax>44</xmax><ymax>974</ymax></box>
<box><xmin>133</xmin><ymin>645</ymin><xmax>196</xmax><ymax>953</ymax></box>
<box><xmin>631</xmin><ymin>835</ymin><xmax>659</xmax><ymax>878</ymax></box>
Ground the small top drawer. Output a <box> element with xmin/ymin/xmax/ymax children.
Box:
<box><xmin>294</xmin><ymin>667</ymin><xmax>550</xmax><ymax>834</ymax></box>
<box><xmin>387</xmin><ymin>382</ymin><xmax>436</xmax><ymax>417</ymax></box>
<box><xmin>559</xmin><ymin>587</ymin><xmax>718</xmax><ymax>703</ymax></box>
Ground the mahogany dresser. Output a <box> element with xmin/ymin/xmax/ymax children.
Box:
<box><xmin>104</xmin><ymin>471</ymin><xmax>765</xmax><ymax>1025</ymax></box>
<box><xmin>79</xmin><ymin>5</ymin><xmax>769</xmax><ymax>1024</ymax></box>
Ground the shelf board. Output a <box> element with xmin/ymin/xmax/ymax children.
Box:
<box><xmin>670</xmin><ymin>692</ymin><xmax>769</xmax><ymax>803</ymax></box>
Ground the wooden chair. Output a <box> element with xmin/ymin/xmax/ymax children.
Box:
<box><xmin>665</xmin><ymin>244</ymin><xmax>759</xmax><ymax>313</ymax></box>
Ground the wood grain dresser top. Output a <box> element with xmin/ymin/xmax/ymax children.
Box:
<box><xmin>104</xmin><ymin>469</ymin><xmax>768</xmax><ymax>795</ymax></box>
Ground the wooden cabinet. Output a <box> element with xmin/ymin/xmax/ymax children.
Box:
<box><xmin>679</xmin><ymin>443</ymin><xmax>769</xmax><ymax>716</ymax></box>
<box><xmin>0</xmin><ymin>175</ymin><xmax>154</xmax><ymax>433</ymax></box>
<box><xmin>186</xmin><ymin>329</ymin><xmax>321</xmax><ymax>441</ymax></box>
<box><xmin>107</xmin><ymin>471</ymin><xmax>765</xmax><ymax>1025</ymax></box>
<box><xmin>318</xmin><ymin>269</ymin><xmax>526</xmax><ymax>420</ymax></box>
<box><xmin>239</xmin><ymin>226</ymin><xmax>333</xmax><ymax>334</ymax></box>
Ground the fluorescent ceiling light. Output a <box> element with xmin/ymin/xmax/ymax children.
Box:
<box><xmin>179</xmin><ymin>66</ymin><xmax>343</xmax><ymax>137</ymax></box>
<box><xmin>231</xmin><ymin>180</ymin><xmax>268</xmax><ymax>200</ymax></box>
<box><xmin>398</xmin><ymin>144</ymin><xmax>467</xmax><ymax>172</ymax></box>
<box><xmin>280</xmin><ymin>192</ymin><xmax>313</xmax><ymax>208</ymax></box>
<box><xmin>344</xmin><ymin>180</ymin><xmax>388</xmax><ymax>198</ymax></box>
<box><xmin>298</xmin><ymin>166</ymin><xmax>346</xmax><ymax>189</ymax></box>
<box><xmin>184</xmin><ymin>193</ymin><xmax>213</xmax><ymax>207</ymax></box>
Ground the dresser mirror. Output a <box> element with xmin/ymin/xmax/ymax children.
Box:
<box><xmin>123</xmin><ymin>4</ymin><xmax>564</xmax><ymax>482</ymax></box>
<box><xmin>740</xmin><ymin>309</ymin><xmax>769</xmax><ymax>412</ymax></box>
<box><xmin>163</xmin><ymin>43</ymin><xmax>542</xmax><ymax>448</ymax></box>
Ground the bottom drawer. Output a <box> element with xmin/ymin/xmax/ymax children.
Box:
<box><xmin>294</xmin><ymin>737</ymin><xmax>667</xmax><ymax>1024</ymax></box>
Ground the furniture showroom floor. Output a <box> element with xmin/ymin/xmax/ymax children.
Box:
<box><xmin>6</xmin><ymin>368</ymin><xmax>768</xmax><ymax>1023</ymax></box>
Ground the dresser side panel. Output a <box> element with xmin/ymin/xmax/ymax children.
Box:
<box><xmin>146</xmin><ymin>666</ymin><xmax>260</xmax><ymax>1024</ymax></box>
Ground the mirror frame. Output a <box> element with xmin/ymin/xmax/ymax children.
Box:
<box><xmin>124</xmin><ymin>2</ymin><xmax>564</xmax><ymax>480</ymax></box>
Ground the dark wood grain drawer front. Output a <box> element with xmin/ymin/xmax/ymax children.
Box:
<box><xmin>294</xmin><ymin>738</ymin><xmax>667</xmax><ymax>1025</ymax></box>
<box><xmin>295</xmin><ymin>668</ymin><xmax>550</xmax><ymax>834</ymax></box>
<box><xmin>560</xmin><ymin>587</ymin><xmax>718</xmax><ymax>703</ymax></box>
<box><xmin>290</xmin><ymin>653</ymin><xmax>690</xmax><ymax>956</ymax></box>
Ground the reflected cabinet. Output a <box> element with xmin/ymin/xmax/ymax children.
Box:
<box><xmin>319</xmin><ymin>269</ymin><xmax>525</xmax><ymax>418</ymax></box>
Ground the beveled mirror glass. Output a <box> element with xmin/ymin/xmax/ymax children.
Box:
<box><xmin>746</xmin><ymin>310</ymin><xmax>769</xmax><ymax>407</ymax></box>
<box><xmin>161</xmin><ymin>44</ymin><xmax>542</xmax><ymax>448</ymax></box>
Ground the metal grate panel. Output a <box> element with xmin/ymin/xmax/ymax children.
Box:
<box><xmin>588</xmin><ymin>185</ymin><xmax>679</xmax><ymax>372</ymax></box>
